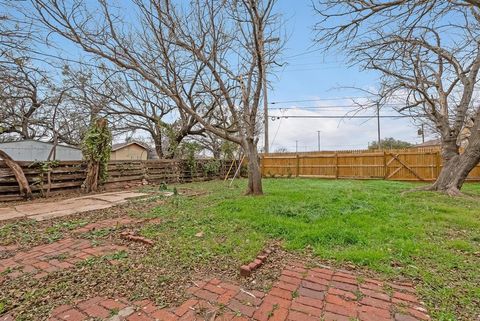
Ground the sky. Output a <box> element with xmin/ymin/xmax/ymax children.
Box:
<box><xmin>261</xmin><ymin>0</ymin><xmax>431</xmax><ymax>152</ymax></box>
<box><xmin>10</xmin><ymin>0</ymin><xmax>434</xmax><ymax>151</ymax></box>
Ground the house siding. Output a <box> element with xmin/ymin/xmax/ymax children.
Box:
<box><xmin>110</xmin><ymin>144</ymin><xmax>148</xmax><ymax>160</ymax></box>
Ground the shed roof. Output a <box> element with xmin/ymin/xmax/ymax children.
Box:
<box><xmin>0</xmin><ymin>139</ymin><xmax>81</xmax><ymax>150</ymax></box>
<box><xmin>415</xmin><ymin>138</ymin><xmax>441</xmax><ymax>147</ymax></box>
<box><xmin>111</xmin><ymin>141</ymin><xmax>150</xmax><ymax>152</ymax></box>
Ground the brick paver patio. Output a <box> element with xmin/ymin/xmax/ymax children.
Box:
<box><xmin>0</xmin><ymin>238</ymin><xmax>126</xmax><ymax>279</ymax></box>
<box><xmin>40</xmin><ymin>261</ymin><xmax>430</xmax><ymax>321</ymax></box>
<box><xmin>73</xmin><ymin>217</ymin><xmax>144</xmax><ymax>234</ymax></box>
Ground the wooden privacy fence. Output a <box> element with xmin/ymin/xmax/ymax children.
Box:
<box><xmin>0</xmin><ymin>159</ymin><xmax>233</xmax><ymax>202</ymax></box>
<box><xmin>261</xmin><ymin>150</ymin><xmax>480</xmax><ymax>181</ymax></box>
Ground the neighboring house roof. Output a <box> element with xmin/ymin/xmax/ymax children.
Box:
<box><xmin>111</xmin><ymin>141</ymin><xmax>150</xmax><ymax>152</ymax></box>
<box><xmin>0</xmin><ymin>139</ymin><xmax>81</xmax><ymax>150</ymax></box>
<box><xmin>415</xmin><ymin>138</ymin><xmax>441</xmax><ymax>147</ymax></box>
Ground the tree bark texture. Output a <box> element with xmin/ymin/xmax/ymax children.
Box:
<box><xmin>0</xmin><ymin>149</ymin><xmax>33</xmax><ymax>199</ymax></box>
<box><xmin>83</xmin><ymin>161</ymin><xmax>100</xmax><ymax>193</ymax></box>
<box><xmin>244</xmin><ymin>139</ymin><xmax>263</xmax><ymax>195</ymax></box>
<box><xmin>430</xmin><ymin>138</ymin><xmax>480</xmax><ymax>195</ymax></box>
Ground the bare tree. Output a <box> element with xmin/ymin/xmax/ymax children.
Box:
<box><xmin>191</xmin><ymin>133</ymin><xmax>227</xmax><ymax>159</ymax></box>
<box><xmin>0</xmin><ymin>1</ymin><xmax>48</xmax><ymax>141</ymax></box>
<box><xmin>32</xmin><ymin>0</ymin><xmax>282</xmax><ymax>195</ymax></box>
<box><xmin>99</xmin><ymin>72</ymin><xmax>208</xmax><ymax>159</ymax></box>
<box><xmin>0</xmin><ymin>1</ymin><xmax>43</xmax><ymax>198</ymax></box>
<box><xmin>0</xmin><ymin>5</ymin><xmax>70</xmax><ymax>144</ymax></box>
<box><xmin>0</xmin><ymin>56</ymin><xmax>51</xmax><ymax>140</ymax></box>
<box><xmin>0</xmin><ymin>0</ymin><xmax>34</xmax><ymax>56</ymax></box>
<box><xmin>315</xmin><ymin>1</ymin><xmax>480</xmax><ymax>195</ymax></box>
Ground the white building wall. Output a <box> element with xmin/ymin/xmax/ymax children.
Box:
<box><xmin>0</xmin><ymin>140</ymin><xmax>82</xmax><ymax>161</ymax></box>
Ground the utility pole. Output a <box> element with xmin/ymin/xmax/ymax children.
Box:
<box><xmin>376</xmin><ymin>102</ymin><xmax>382</xmax><ymax>149</ymax></box>
<box><xmin>295</xmin><ymin>140</ymin><xmax>298</xmax><ymax>153</ymax></box>
<box><xmin>421</xmin><ymin>124</ymin><xmax>425</xmax><ymax>143</ymax></box>
<box><xmin>317</xmin><ymin>131</ymin><xmax>321</xmax><ymax>151</ymax></box>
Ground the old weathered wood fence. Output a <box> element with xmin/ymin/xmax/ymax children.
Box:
<box><xmin>0</xmin><ymin>159</ymin><xmax>232</xmax><ymax>202</ymax></box>
<box><xmin>261</xmin><ymin>149</ymin><xmax>480</xmax><ymax>181</ymax></box>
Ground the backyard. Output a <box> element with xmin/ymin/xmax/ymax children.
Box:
<box><xmin>0</xmin><ymin>179</ymin><xmax>479</xmax><ymax>321</ymax></box>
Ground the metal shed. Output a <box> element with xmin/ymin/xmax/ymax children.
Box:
<box><xmin>0</xmin><ymin>140</ymin><xmax>82</xmax><ymax>161</ymax></box>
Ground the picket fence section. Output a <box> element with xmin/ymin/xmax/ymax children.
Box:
<box><xmin>0</xmin><ymin>159</ymin><xmax>232</xmax><ymax>202</ymax></box>
<box><xmin>261</xmin><ymin>149</ymin><xmax>480</xmax><ymax>182</ymax></box>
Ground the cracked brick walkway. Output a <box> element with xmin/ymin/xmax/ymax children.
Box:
<box><xmin>0</xmin><ymin>216</ymin><xmax>143</xmax><ymax>280</ymax></box>
<box><xmin>0</xmin><ymin>238</ymin><xmax>126</xmax><ymax>279</ymax></box>
<box><xmin>42</xmin><ymin>261</ymin><xmax>430</xmax><ymax>321</ymax></box>
<box><xmin>73</xmin><ymin>217</ymin><xmax>144</xmax><ymax>234</ymax></box>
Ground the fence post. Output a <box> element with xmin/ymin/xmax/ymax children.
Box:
<box><xmin>435</xmin><ymin>151</ymin><xmax>441</xmax><ymax>179</ymax></box>
<box><xmin>141</xmin><ymin>160</ymin><xmax>147</xmax><ymax>182</ymax></box>
<box><xmin>176</xmin><ymin>160</ymin><xmax>181</xmax><ymax>183</ymax></box>
<box><xmin>296</xmin><ymin>154</ymin><xmax>300</xmax><ymax>177</ymax></box>
<box><xmin>261</xmin><ymin>155</ymin><xmax>265</xmax><ymax>178</ymax></box>
<box><xmin>383</xmin><ymin>151</ymin><xmax>387</xmax><ymax>180</ymax></box>
<box><xmin>335</xmin><ymin>152</ymin><xmax>339</xmax><ymax>179</ymax></box>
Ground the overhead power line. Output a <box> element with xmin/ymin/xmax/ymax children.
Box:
<box><xmin>270</xmin><ymin>95</ymin><xmax>406</xmax><ymax>104</ymax></box>
<box><xmin>284</xmin><ymin>48</ymin><xmax>323</xmax><ymax>59</ymax></box>
<box><xmin>269</xmin><ymin>104</ymin><xmax>405</xmax><ymax>110</ymax></box>
<box><xmin>269</xmin><ymin>115</ymin><xmax>415</xmax><ymax>119</ymax></box>
<box><xmin>270</xmin><ymin>97</ymin><xmax>373</xmax><ymax>104</ymax></box>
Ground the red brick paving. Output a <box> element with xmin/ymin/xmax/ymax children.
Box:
<box><xmin>73</xmin><ymin>217</ymin><xmax>144</xmax><ymax>234</ymax></box>
<box><xmin>0</xmin><ymin>217</ymin><xmax>143</xmax><ymax>279</ymax></box>
<box><xmin>0</xmin><ymin>245</ymin><xmax>19</xmax><ymax>253</ymax></box>
<box><xmin>40</xmin><ymin>261</ymin><xmax>430</xmax><ymax>321</ymax></box>
<box><xmin>0</xmin><ymin>237</ymin><xmax>126</xmax><ymax>279</ymax></box>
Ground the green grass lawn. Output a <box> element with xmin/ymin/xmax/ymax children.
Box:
<box><xmin>1</xmin><ymin>178</ymin><xmax>479</xmax><ymax>320</ymax></box>
<box><xmin>139</xmin><ymin>178</ymin><xmax>480</xmax><ymax>321</ymax></box>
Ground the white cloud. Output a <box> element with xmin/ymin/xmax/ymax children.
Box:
<box><xmin>262</xmin><ymin>100</ymin><xmax>429</xmax><ymax>152</ymax></box>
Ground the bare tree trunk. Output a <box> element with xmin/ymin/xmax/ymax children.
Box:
<box><xmin>165</xmin><ymin>133</ymin><xmax>187</xmax><ymax>159</ymax></box>
<box><xmin>244</xmin><ymin>139</ymin><xmax>263</xmax><ymax>195</ymax></box>
<box><xmin>430</xmin><ymin>138</ymin><xmax>480</xmax><ymax>195</ymax></box>
<box><xmin>0</xmin><ymin>149</ymin><xmax>33</xmax><ymax>199</ymax></box>
<box><xmin>213</xmin><ymin>149</ymin><xmax>221</xmax><ymax>159</ymax></box>
<box><xmin>164</xmin><ymin>147</ymin><xmax>176</xmax><ymax>159</ymax></box>
<box><xmin>83</xmin><ymin>161</ymin><xmax>100</xmax><ymax>193</ymax></box>
<box><xmin>152</xmin><ymin>131</ymin><xmax>164</xmax><ymax>159</ymax></box>
<box><xmin>155</xmin><ymin>143</ymin><xmax>164</xmax><ymax>159</ymax></box>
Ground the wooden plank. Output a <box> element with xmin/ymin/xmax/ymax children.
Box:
<box><xmin>298</xmin><ymin>165</ymin><xmax>337</xmax><ymax>168</ymax></box>
<box><xmin>388</xmin><ymin>153</ymin><xmax>425</xmax><ymax>181</ymax></box>
<box><xmin>106</xmin><ymin>175</ymin><xmax>144</xmax><ymax>183</ymax></box>
<box><xmin>387</xmin><ymin>166</ymin><xmax>403</xmax><ymax>179</ymax></box>
<box><xmin>0</xmin><ymin>194</ymin><xmax>24</xmax><ymax>202</ymax></box>
<box><xmin>298</xmin><ymin>175</ymin><xmax>336</xmax><ymax>178</ymax></box>
<box><xmin>296</xmin><ymin>155</ymin><xmax>300</xmax><ymax>177</ymax></box>
<box><xmin>335</xmin><ymin>152</ymin><xmax>339</xmax><ymax>179</ymax></box>
<box><xmin>108</xmin><ymin>170</ymin><xmax>145</xmax><ymax>177</ymax></box>
<box><xmin>300</xmin><ymin>154</ymin><xmax>337</xmax><ymax>159</ymax></box>
<box><xmin>383</xmin><ymin>151</ymin><xmax>387</xmax><ymax>179</ymax></box>
<box><xmin>0</xmin><ymin>180</ymin><xmax>83</xmax><ymax>193</ymax></box>
<box><xmin>336</xmin><ymin>165</ymin><xmax>384</xmax><ymax>168</ymax></box>
<box><xmin>48</xmin><ymin>181</ymin><xmax>83</xmax><ymax>189</ymax></box>
<box><xmin>261</xmin><ymin>156</ymin><xmax>265</xmax><ymax>178</ymax></box>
